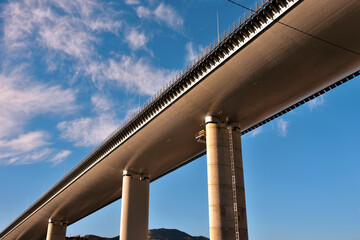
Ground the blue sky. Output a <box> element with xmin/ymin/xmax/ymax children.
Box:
<box><xmin>0</xmin><ymin>0</ymin><xmax>359</xmax><ymax>239</ymax></box>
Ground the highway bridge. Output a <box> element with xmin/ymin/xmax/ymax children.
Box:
<box><xmin>1</xmin><ymin>0</ymin><xmax>359</xmax><ymax>239</ymax></box>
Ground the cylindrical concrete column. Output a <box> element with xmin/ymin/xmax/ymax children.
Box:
<box><xmin>120</xmin><ymin>171</ymin><xmax>150</xmax><ymax>240</ymax></box>
<box><xmin>46</xmin><ymin>220</ymin><xmax>66</xmax><ymax>240</ymax></box>
<box><xmin>205</xmin><ymin>116</ymin><xmax>248</xmax><ymax>240</ymax></box>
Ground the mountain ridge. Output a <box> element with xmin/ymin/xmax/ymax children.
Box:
<box><xmin>66</xmin><ymin>228</ymin><xmax>209</xmax><ymax>240</ymax></box>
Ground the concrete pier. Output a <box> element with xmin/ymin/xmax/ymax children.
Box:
<box><xmin>120</xmin><ymin>171</ymin><xmax>150</xmax><ymax>240</ymax></box>
<box><xmin>205</xmin><ymin>116</ymin><xmax>248</xmax><ymax>240</ymax></box>
<box><xmin>46</xmin><ymin>220</ymin><xmax>66</xmax><ymax>240</ymax></box>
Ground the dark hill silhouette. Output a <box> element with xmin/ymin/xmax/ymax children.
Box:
<box><xmin>66</xmin><ymin>228</ymin><xmax>209</xmax><ymax>240</ymax></box>
<box><xmin>148</xmin><ymin>228</ymin><xmax>208</xmax><ymax>240</ymax></box>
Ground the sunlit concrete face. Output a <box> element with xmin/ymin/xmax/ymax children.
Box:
<box><xmin>1</xmin><ymin>0</ymin><xmax>360</xmax><ymax>239</ymax></box>
<box><xmin>206</xmin><ymin>117</ymin><xmax>247</xmax><ymax>240</ymax></box>
<box><xmin>46</xmin><ymin>220</ymin><xmax>66</xmax><ymax>240</ymax></box>
<box><xmin>120</xmin><ymin>172</ymin><xmax>150</xmax><ymax>240</ymax></box>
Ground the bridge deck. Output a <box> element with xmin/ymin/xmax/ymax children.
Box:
<box><xmin>1</xmin><ymin>0</ymin><xmax>359</xmax><ymax>239</ymax></box>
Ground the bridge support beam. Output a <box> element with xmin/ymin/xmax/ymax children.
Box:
<box><xmin>205</xmin><ymin>116</ymin><xmax>248</xmax><ymax>240</ymax></box>
<box><xmin>120</xmin><ymin>171</ymin><xmax>150</xmax><ymax>240</ymax></box>
<box><xmin>46</xmin><ymin>220</ymin><xmax>67</xmax><ymax>240</ymax></box>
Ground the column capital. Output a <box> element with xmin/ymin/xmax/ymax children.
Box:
<box><xmin>47</xmin><ymin>219</ymin><xmax>67</xmax><ymax>240</ymax></box>
<box><xmin>123</xmin><ymin>170</ymin><xmax>150</xmax><ymax>180</ymax></box>
<box><xmin>227</xmin><ymin>122</ymin><xmax>241</xmax><ymax>130</ymax></box>
<box><xmin>205</xmin><ymin>116</ymin><xmax>219</xmax><ymax>124</ymax></box>
<box><xmin>48</xmin><ymin>219</ymin><xmax>67</xmax><ymax>225</ymax></box>
<box><xmin>123</xmin><ymin>170</ymin><xmax>132</xmax><ymax>177</ymax></box>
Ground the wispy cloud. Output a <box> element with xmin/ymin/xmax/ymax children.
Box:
<box><xmin>3</xmin><ymin>0</ymin><xmax>122</xmax><ymax>61</ymax></box>
<box><xmin>124</xmin><ymin>105</ymin><xmax>141</xmax><ymax>119</ymax></box>
<box><xmin>308</xmin><ymin>95</ymin><xmax>325</xmax><ymax>111</ymax></box>
<box><xmin>49</xmin><ymin>150</ymin><xmax>72</xmax><ymax>166</ymax></box>
<box><xmin>277</xmin><ymin>119</ymin><xmax>289</xmax><ymax>137</ymax></box>
<box><xmin>153</xmin><ymin>3</ymin><xmax>184</xmax><ymax>30</ymax></box>
<box><xmin>185</xmin><ymin>42</ymin><xmax>204</xmax><ymax>63</ymax></box>
<box><xmin>135</xmin><ymin>5</ymin><xmax>152</xmax><ymax>18</ymax></box>
<box><xmin>58</xmin><ymin>114</ymin><xmax>118</xmax><ymax>147</ymax></box>
<box><xmin>250</xmin><ymin>127</ymin><xmax>263</xmax><ymax>137</ymax></box>
<box><xmin>124</xmin><ymin>28</ymin><xmax>148</xmax><ymax>50</ymax></box>
<box><xmin>135</xmin><ymin>3</ymin><xmax>184</xmax><ymax>30</ymax></box>
<box><xmin>50</xmin><ymin>0</ymin><xmax>99</xmax><ymax>18</ymax></box>
<box><xmin>91</xmin><ymin>94</ymin><xmax>113</xmax><ymax>113</ymax></box>
<box><xmin>38</xmin><ymin>18</ymin><xmax>96</xmax><ymax>60</ymax></box>
<box><xmin>0</xmin><ymin>131</ymin><xmax>70</xmax><ymax>166</ymax></box>
<box><xmin>0</xmin><ymin>131</ymin><xmax>50</xmax><ymax>155</ymax></box>
<box><xmin>2</xmin><ymin>0</ymin><xmax>174</xmax><ymax>95</ymax></box>
<box><xmin>58</xmin><ymin>94</ymin><xmax>119</xmax><ymax>147</ymax></box>
<box><xmin>4</xmin><ymin>148</ymin><xmax>53</xmax><ymax>166</ymax></box>
<box><xmin>124</xmin><ymin>0</ymin><xmax>140</xmax><ymax>5</ymax></box>
<box><xmin>0</xmin><ymin>0</ymin><xmax>179</xmax><ymax>165</ymax></box>
<box><xmin>0</xmin><ymin>69</ymin><xmax>77</xmax><ymax>138</ymax></box>
<box><xmin>57</xmin><ymin>93</ymin><xmax>144</xmax><ymax>147</ymax></box>
<box><xmin>85</xmin><ymin>56</ymin><xmax>176</xmax><ymax>95</ymax></box>
<box><xmin>0</xmin><ymin>68</ymin><xmax>76</xmax><ymax>166</ymax></box>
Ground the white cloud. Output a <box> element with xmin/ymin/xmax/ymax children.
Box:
<box><xmin>3</xmin><ymin>0</ymin><xmax>122</xmax><ymax>61</ymax></box>
<box><xmin>135</xmin><ymin>3</ymin><xmax>184</xmax><ymax>30</ymax></box>
<box><xmin>125</xmin><ymin>105</ymin><xmax>141</xmax><ymax>119</ymax></box>
<box><xmin>0</xmin><ymin>69</ymin><xmax>77</xmax><ymax>138</ymax></box>
<box><xmin>91</xmin><ymin>94</ymin><xmax>113</xmax><ymax>113</ymax></box>
<box><xmin>5</xmin><ymin>148</ymin><xmax>53</xmax><ymax>166</ymax></box>
<box><xmin>0</xmin><ymin>69</ymin><xmax>76</xmax><ymax>166</ymax></box>
<box><xmin>124</xmin><ymin>0</ymin><xmax>140</xmax><ymax>5</ymax></box>
<box><xmin>308</xmin><ymin>95</ymin><xmax>325</xmax><ymax>111</ymax></box>
<box><xmin>2</xmin><ymin>0</ymin><xmax>175</xmax><ymax>96</ymax></box>
<box><xmin>85</xmin><ymin>56</ymin><xmax>176</xmax><ymax>95</ymax></box>
<box><xmin>86</xmin><ymin>18</ymin><xmax>122</xmax><ymax>32</ymax></box>
<box><xmin>0</xmin><ymin>0</ymin><xmax>179</xmax><ymax>165</ymax></box>
<box><xmin>250</xmin><ymin>127</ymin><xmax>263</xmax><ymax>137</ymax></box>
<box><xmin>154</xmin><ymin>3</ymin><xmax>184</xmax><ymax>30</ymax></box>
<box><xmin>0</xmin><ymin>131</ymin><xmax>64</xmax><ymax>166</ymax></box>
<box><xmin>50</xmin><ymin>0</ymin><xmax>123</xmax><ymax>34</ymax></box>
<box><xmin>58</xmin><ymin>114</ymin><xmax>118</xmax><ymax>147</ymax></box>
<box><xmin>2</xmin><ymin>2</ymin><xmax>34</xmax><ymax>49</ymax></box>
<box><xmin>50</xmin><ymin>0</ymin><xmax>99</xmax><ymax>18</ymax></box>
<box><xmin>277</xmin><ymin>119</ymin><xmax>289</xmax><ymax>137</ymax></box>
<box><xmin>50</xmin><ymin>150</ymin><xmax>72</xmax><ymax>166</ymax></box>
<box><xmin>0</xmin><ymin>131</ymin><xmax>49</xmax><ymax>153</ymax></box>
<box><xmin>135</xmin><ymin>6</ymin><xmax>152</xmax><ymax>18</ymax></box>
<box><xmin>57</xmin><ymin>92</ymin><xmax>145</xmax><ymax>147</ymax></box>
<box><xmin>185</xmin><ymin>42</ymin><xmax>204</xmax><ymax>63</ymax></box>
<box><xmin>125</xmin><ymin>28</ymin><xmax>148</xmax><ymax>50</ymax></box>
<box><xmin>38</xmin><ymin>17</ymin><xmax>95</xmax><ymax>60</ymax></box>
<box><xmin>58</xmin><ymin>93</ymin><xmax>119</xmax><ymax>147</ymax></box>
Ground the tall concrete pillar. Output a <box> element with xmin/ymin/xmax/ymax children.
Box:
<box><xmin>46</xmin><ymin>220</ymin><xmax>66</xmax><ymax>240</ymax></box>
<box><xmin>120</xmin><ymin>171</ymin><xmax>150</xmax><ymax>240</ymax></box>
<box><xmin>205</xmin><ymin>116</ymin><xmax>248</xmax><ymax>240</ymax></box>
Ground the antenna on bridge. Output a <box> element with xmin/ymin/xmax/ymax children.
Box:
<box><xmin>138</xmin><ymin>86</ymin><xmax>141</xmax><ymax>110</ymax></box>
<box><xmin>217</xmin><ymin>10</ymin><xmax>220</xmax><ymax>43</ymax></box>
